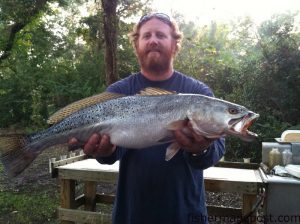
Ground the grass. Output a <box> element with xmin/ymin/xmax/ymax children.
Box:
<box><xmin>0</xmin><ymin>189</ymin><xmax>59</xmax><ymax>224</ymax></box>
<box><xmin>0</xmin><ymin>161</ymin><xmax>60</xmax><ymax>224</ymax></box>
<box><xmin>0</xmin><ymin>146</ymin><xmax>116</xmax><ymax>223</ymax></box>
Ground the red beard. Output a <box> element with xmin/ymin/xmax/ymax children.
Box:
<box><xmin>137</xmin><ymin>45</ymin><xmax>173</xmax><ymax>74</ymax></box>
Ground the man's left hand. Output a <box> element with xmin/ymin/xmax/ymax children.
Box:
<box><xmin>173</xmin><ymin>122</ymin><xmax>215</xmax><ymax>155</ymax></box>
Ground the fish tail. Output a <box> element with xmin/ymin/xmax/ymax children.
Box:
<box><xmin>0</xmin><ymin>134</ymin><xmax>37</xmax><ymax>177</ymax></box>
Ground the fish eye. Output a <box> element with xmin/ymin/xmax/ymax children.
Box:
<box><xmin>228</xmin><ymin>107</ymin><xmax>239</xmax><ymax>114</ymax></box>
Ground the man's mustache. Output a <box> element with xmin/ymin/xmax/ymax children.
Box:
<box><xmin>146</xmin><ymin>47</ymin><xmax>162</xmax><ymax>53</ymax></box>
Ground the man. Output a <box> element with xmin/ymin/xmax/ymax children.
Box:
<box><xmin>71</xmin><ymin>13</ymin><xmax>225</xmax><ymax>224</ymax></box>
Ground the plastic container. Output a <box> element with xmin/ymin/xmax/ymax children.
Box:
<box><xmin>268</xmin><ymin>148</ymin><xmax>282</xmax><ymax>169</ymax></box>
<box><xmin>282</xmin><ymin>149</ymin><xmax>293</xmax><ymax>166</ymax></box>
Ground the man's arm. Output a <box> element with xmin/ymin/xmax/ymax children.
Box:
<box><xmin>184</xmin><ymin>137</ymin><xmax>225</xmax><ymax>170</ymax></box>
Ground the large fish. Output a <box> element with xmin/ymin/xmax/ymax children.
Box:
<box><xmin>0</xmin><ymin>88</ymin><xmax>259</xmax><ymax>177</ymax></box>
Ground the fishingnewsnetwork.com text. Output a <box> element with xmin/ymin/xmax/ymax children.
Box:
<box><xmin>188</xmin><ymin>213</ymin><xmax>300</xmax><ymax>223</ymax></box>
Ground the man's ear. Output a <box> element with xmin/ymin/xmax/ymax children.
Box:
<box><xmin>172</xmin><ymin>42</ymin><xmax>179</xmax><ymax>56</ymax></box>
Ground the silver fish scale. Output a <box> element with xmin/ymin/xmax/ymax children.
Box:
<box><xmin>29</xmin><ymin>95</ymin><xmax>165</xmax><ymax>142</ymax></box>
<box><xmin>101</xmin><ymin>95</ymin><xmax>193</xmax><ymax>148</ymax></box>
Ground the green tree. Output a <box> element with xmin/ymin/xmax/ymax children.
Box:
<box><xmin>255</xmin><ymin>13</ymin><xmax>300</xmax><ymax>125</ymax></box>
<box><xmin>0</xmin><ymin>0</ymin><xmax>151</xmax><ymax>129</ymax></box>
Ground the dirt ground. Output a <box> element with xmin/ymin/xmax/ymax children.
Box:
<box><xmin>0</xmin><ymin>146</ymin><xmax>243</xmax><ymax>223</ymax></box>
<box><xmin>0</xmin><ymin>147</ymin><xmax>64</xmax><ymax>193</ymax></box>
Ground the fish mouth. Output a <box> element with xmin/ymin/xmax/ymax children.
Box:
<box><xmin>228</xmin><ymin>112</ymin><xmax>259</xmax><ymax>141</ymax></box>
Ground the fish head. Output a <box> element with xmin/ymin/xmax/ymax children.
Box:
<box><xmin>225</xmin><ymin>106</ymin><xmax>259</xmax><ymax>141</ymax></box>
<box><xmin>189</xmin><ymin>97</ymin><xmax>259</xmax><ymax>141</ymax></box>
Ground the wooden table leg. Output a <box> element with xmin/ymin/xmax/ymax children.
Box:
<box><xmin>243</xmin><ymin>194</ymin><xmax>257</xmax><ymax>224</ymax></box>
<box><xmin>60</xmin><ymin>179</ymin><xmax>76</xmax><ymax>224</ymax></box>
<box><xmin>84</xmin><ymin>181</ymin><xmax>97</xmax><ymax>211</ymax></box>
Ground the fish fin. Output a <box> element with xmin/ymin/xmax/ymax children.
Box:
<box><xmin>0</xmin><ymin>134</ymin><xmax>37</xmax><ymax>177</ymax></box>
<box><xmin>165</xmin><ymin>142</ymin><xmax>181</xmax><ymax>161</ymax></box>
<box><xmin>167</xmin><ymin>119</ymin><xmax>189</xmax><ymax>130</ymax></box>
<box><xmin>138</xmin><ymin>87</ymin><xmax>176</xmax><ymax>96</ymax></box>
<box><xmin>47</xmin><ymin>92</ymin><xmax>125</xmax><ymax>124</ymax></box>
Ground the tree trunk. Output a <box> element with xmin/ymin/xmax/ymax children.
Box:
<box><xmin>101</xmin><ymin>0</ymin><xmax>119</xmax><ymax>85</ymax></box>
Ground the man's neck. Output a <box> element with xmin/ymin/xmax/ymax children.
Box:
<box><xmin>141</xmin><ymin>67</ymin><xmax>174</xmax><ymax>81</ymax></box>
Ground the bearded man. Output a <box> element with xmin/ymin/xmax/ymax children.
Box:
<box><xmin>71</xmin><ymin>13</ymin><xmax>225</xmax><ymax>224</ymax></box>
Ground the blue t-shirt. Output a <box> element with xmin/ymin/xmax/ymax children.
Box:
<box><xmin>97</xmin><ymin>71</ymin><xmax>225</xmax><ymax>224</ymax></box>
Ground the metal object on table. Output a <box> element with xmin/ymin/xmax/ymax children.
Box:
<box><xmin>261</xmin><ymin>142</ymin><xmax>300</xmax><ymax>224</ymax></box>
<box><xmin>259</xmin><ymin>169</ymin><xmax>300</xmax><ymax>224</ymax></box>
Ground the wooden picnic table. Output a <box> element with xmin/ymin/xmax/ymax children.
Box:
<box><xmin>53</xmin><ymin>158</ymin><xmax>263</xmax><ymax>224</ymax></box>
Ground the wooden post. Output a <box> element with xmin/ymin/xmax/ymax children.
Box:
<box><xmin>84</xmin><ymin>181</ymin><xmax>97</xmax><ymax>211</ymax></box>
<box><xmin>243</xmin><ymin>194</ymin><xmax>257</xmax><ymax>224</ymax></box>
<box><xmin>49</xmin><ymin>158</ymin><xmax>56</xmax><ymax>174</ymax></box>
<box><xmin>60</xmin><ymin>179</ymin><xmax>76</xmax><ymax>224</ymax></box>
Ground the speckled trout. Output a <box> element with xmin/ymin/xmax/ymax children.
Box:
<box><xmin>0</xmin><ymin>88</ymin><xmax>259</xmax><ymax>176</ymax></box>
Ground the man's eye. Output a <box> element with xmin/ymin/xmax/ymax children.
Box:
<box><xmin>143</xmin><ymin>34</ymin><xmax>151</xmax><ymax>39</ymax></box>
<box><xmin>157</xmin><ymin>33</ymin><xmax>165</xmax><ymax>38</ymax></box>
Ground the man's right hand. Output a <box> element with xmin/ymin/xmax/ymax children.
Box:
<box><xmin>68</xmin><ymin>133</ymin><xmax>116</xmax><ymax>158</ymax></box>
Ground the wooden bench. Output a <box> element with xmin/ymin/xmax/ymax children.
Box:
<box><xmin>51</xmin><ymin>158</ymin><xmax>263</xmax><ymax>224</ymax></box>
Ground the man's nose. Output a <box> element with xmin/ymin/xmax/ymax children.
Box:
<box><xmin>148</xmin><ymin>35</ymin><xmax>159</xmax><ymax>46</ymax></box>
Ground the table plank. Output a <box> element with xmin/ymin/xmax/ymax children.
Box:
<box><xmin>58</xmin><ymin>159</ymin><xmax>119</xmax><ymax>182</ymax></box>
<box><xmin>58</xmin><ymin>159</ymin><xmax>262</xmax><ymax>186</ymax></box>
<box><xmin>58</xmin><ymin>159</ymin><xmax>119</xmax><ymax>172</ymax></box>
<box><xmin>204</xmin><ymin>167</ymin><xmax>260</xmax><ymax>182</ymax></box>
